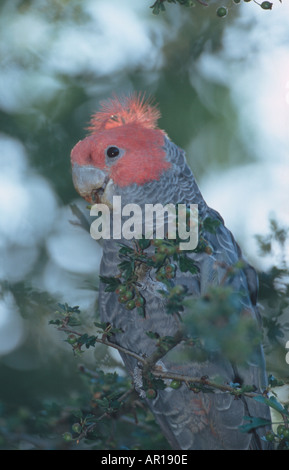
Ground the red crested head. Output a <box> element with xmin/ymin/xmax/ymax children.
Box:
<box><xmin>70</xmin><ymin>94</ymin><xmax>171</xmax><ymax>191</ymax></box>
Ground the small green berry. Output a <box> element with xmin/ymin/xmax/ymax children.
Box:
<box><xmin>72</xmin><ymin>423</ymin><xmax>82</xmax><ymax>434</ymax></box>
<box><xmin>154</xmin><ymin>253</ymin><xmax>166</xmax><ymax>263</ymax></box>
<box><xmin>153</xmin><ymin>239</ymin><xmax>163</xmax><ymax>247</ymax></box>
<box><xmin>146</xmin><ymin>389</ymin><xmax>157</xmax><ymax>399</ymax></box>
<box><xmin>156</xmin><ymin>271</ymin><xmax>165</xmax><ymax>281</ymax></box>
<box><xmin>216</xmin><ymin>6</ymin><xmax>228</xmax><ymax>17</ymax></box>
<box><xmin>167</xmin><ymin>245</ymin><xmax>176</xmax><ymax>255</ymax></box>
<box><xmin>265</xmin><ymin>431</ymin><xmax>275</xmax><ymax>442</ymax></box>
<box><xmin>165</xmin><ymin>263</ymin><xmax>176</xmax><ymax>273</ymax></box>
<box><xmin>261</xmin><ymin>1</ymin><xmax>273</xmax><ymax>9</ymax></box>
<box><xmin>135</xmin><ymin>296</ymin><xmax>145</xmax><ymax>307</ymax></box>
<box><xmin>123</xmin><ymin>290</ymin><xmax>134</xmax><ymax>301</ymax></box>
<box><xmin>126</xmin><ymin>300</ymin><xmax>136</xmax><ymax>310</ymax></box>
<box><xmin>205</xmin><ymin>245</ymin><xmax>213</xmax><ymax>255</ymax></box>
<box><xmin>63</xmin><ymin>432</ymin><xmax>73</xmax><ymax>442</ymax></box>
<box><xmin>67</xmin><ymin>334</ymin><xmax>77</xmax><ymax>345</ymax></box>
<box><xmin>165</xmin><ymin>272</ymin><xmax>175</xmax><ymax>279</ymax></box>
<box><xmin>116</xmin><ymin>284</ymin><xmax>127</xmax><ymax>295</ymax></box>
<box><xmin>159</xmin><ymin>266</ymin><xmax>167</xmax><ymax>276</ymax></box>
<box><xmin>277</xmin><ymin>424</ymin><xmax>286</xmax><ymax>436</ymax></box>
<box><xmin>158</xmin><ymin>245</ymin><xmax>168</xmax><ymax>254</ymax></box>
<box><xmin>170</xmin><ymin>285</ymin><xmax>185</xmax><ymax>296</ymax></box>
<box><xmin>170</xmin><ymin>380</ymin><xmax>182</xmax><ymax>389</ymax></box>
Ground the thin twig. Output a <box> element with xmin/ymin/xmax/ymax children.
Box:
<box><xmin>58</xmin><ymin>324</ymin><xmax>260</xmax><ymax>400</ymax></box>
<box><xmin>58</xmin><ymin>325</ymin><xmax>145</xmax><ymax>364</ymax></box>
<box><xmin>142</xmin><ymin>328</ymin><xmax>184</xmax><ymax>375</ymax></box>
<box><xmin>151</xmin><ymin>368</ymin><xmax>259</xmax><ymax>398</ymax></box>
<box><xmin>76</xmin><ymin>388</ymin><xmax>135</xmax><ymax>441</ymax></box>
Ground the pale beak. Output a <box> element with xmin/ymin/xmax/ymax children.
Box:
<box><xmin>72</xmin><ymin>163</ymin><xmax>115</xmax><ymax>208</ymax></box>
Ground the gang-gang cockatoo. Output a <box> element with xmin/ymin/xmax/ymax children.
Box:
<box><xmin>70</xmin><ymin>94</ymin><xmax>271</xmax><ymax>450</ymax></box>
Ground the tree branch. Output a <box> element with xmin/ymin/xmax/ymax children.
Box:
<box><xmin>142</xmin><ymin>328</ymin><xmax>184</xmax><ymax>376</ymax></box>
<box><xmin>58</xmin><ymin>325</ymin><xmax>145</xmax><ymax>364</ymax></box>
<box><xmin>58</xmin><ymin>324</ymin><xmax>260</xmax><ymax>399</ymax></box>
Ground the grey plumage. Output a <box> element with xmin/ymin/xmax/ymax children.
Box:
<box><xmin>97</xmin><ymin>137</ymin><xmax>272</xmax><ymax>450</ymax></box>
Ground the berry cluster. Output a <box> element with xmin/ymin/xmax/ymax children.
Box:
<box><xmin>150</xmin><ymin>0</ymin><xmax>274</xmax><ymax>16</ymax></box>
<box><xmin>265</xmin><ymin>424</ymin><xmax>289</xmax><ymax>448</ymax></box>
<box><xmin>217</xmin><ymin>1</ymin><xmax>273</xmax><ymax>17</ymax></box>
<box><xmin>101</xmin><ymin>213</ymin><xmax>217</xmax><ymax>317</ymax></box>
<box><xmin>155</xmin><ymin>263</ymin><xmax>176</xmax><ymax>281</ymax></box>
<box><xmin>115</xmin><ymin>283</ymin><xmax>145</xmax><ymax>311</ymax></box>
<box><xmin>152</xmin><ymin>239</ymin><xmax>178</xmax><ymax>281</ymax></box>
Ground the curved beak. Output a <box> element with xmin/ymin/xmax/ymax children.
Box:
<box><xmin>72</xmin><ymin>163</ymin><xmax>114</xmax><ymax>208</ymax></box>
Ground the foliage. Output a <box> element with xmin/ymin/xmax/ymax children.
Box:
<box><xmin>150</xmin><ymin>0</ymin><xmax>277</xmax><ymax>17</ymax></box>
<box><xmin>99</xmin><ymin>214</ymin><xmax>218</xmax><ymax>317</ymax></box>
<box><xmin>49</xmin><ymin>303</ymin><xmax>170</xmax><ymax>449</ymax></box>
<box><xmin>46</xmin><ymin>219</ymin><xmax>289</xmax><ymax>450</ymax></box>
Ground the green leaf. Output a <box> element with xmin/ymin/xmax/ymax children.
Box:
<box><xmin>72</xmin><ymin>409</ymin><xmax>83</xmax><ymax>419</ymax></box>
<box><xmin>239</xmin><ymin>416</ymin><xmax>271</xmax><ymax>433</ymax></box>
<box><xmin>253</xmin><ymin>395</ymin><xmax>289</xmax><ymax>416</ymax></box>
<box><xmin>95</xmin><ymin>397</ymin><xmax>110</xmax><ymax>410</ymax></box>
<box><xmin>78</xmin><ymin>334</ymin><xmax>97</xmax><ymax>349</ymax></box>
<box><xmin>179</xmin><ymin>255</ymin><xmax>198</xmax><ymax>274</ymax></box>
<box><xmin>117</xmin><ymin>243</ymin><xmax>135</xmax><ymax>255</ymax></box>
<box><xmin>146</xmin><ymin>331</ymin><xmax>160</xmax><ymax>340</ymax></box>
<box><xmin>137</xmin><ymin>306</ymin><xmax>145</xmax><ymax>317</ymax></box>
<box><xmin>202</xmin><ymin>217</ymin><xmax>221</xmax><ymax>234</ymax></box>
<box><xmin>151</xmin><ymin>1</ymin><xmax>161</xmax><ymax>14</ymax></box>
<box><xmin>67</xmin><ymin>316</ymin><xmax>82</xmax><ymax>327</ymax></box>
<box><xmin>99</xmin><ymin>275</ymin><xmax>120</xmax><ymax>292</ymax></box>
<box><xmin>94</xmin><ymin>321</ymin><xmax>109</xmax><ymax>331</ymax></box>
<box><xmin>118</xmin><ymin>260</ymin><xmax>134</xmax><ymax>280</ymax></box>
<box><xmin>148</xmin><ymin>375</ymin><xmax>167</xmax><ymax>391</ymax></box>
<box><xmin>137</xmin><ymin>238</ymin><xmax>151</xmax><ymax>250</ymax></box>
<box><xmin>49</xmin><ymin>319</ymin><xmax>62</xmax><ymax>325</ymax></box>
<box><xmin>57</xmin><ymin>303</ymin><xmax>81</xmax><ymax>314</ymax></box>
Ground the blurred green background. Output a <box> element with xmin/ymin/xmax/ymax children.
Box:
<box><xmin>0</xmin><ymin>0</ymin><xmax>288</xmax><ymax>449</ymax></box>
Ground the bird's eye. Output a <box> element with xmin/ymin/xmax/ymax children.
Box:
<box><xmin>106</xmin><ymin>146</ymin><xmax>120</xmax><ymax>158</ymax></box>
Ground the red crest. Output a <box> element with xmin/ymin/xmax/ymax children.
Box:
<box><xmin>88</xmin><ymin>93</ymin><xmax>161</xmax><ymax>133</ymax></box>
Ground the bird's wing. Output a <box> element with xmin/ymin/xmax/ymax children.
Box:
<box><xmin>159</xmin><ymin>208</ymin><xmax>272</xmax><ymax>449</ymax></box>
